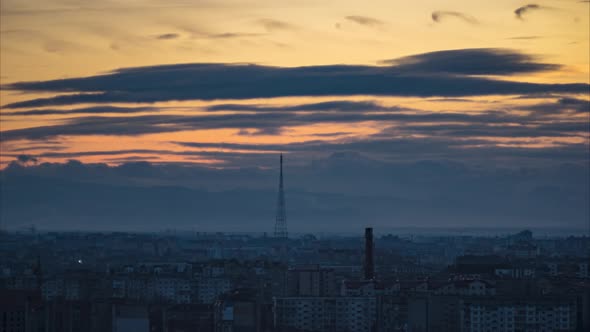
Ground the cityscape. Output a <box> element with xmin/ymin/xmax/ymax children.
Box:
<box><xmin>1</xmin><ymin>155</ymin><xmax>589</xmax><ymax>331</ymax></box>
<box><xmin>1</xmin><ymin>223</ymin><xmax>589</xmax><ymax>331</ymax></box>
<box><xmin>1</xmin><ymin>0</ymin><xmax>590</xmax><ymax>331</ymax></box>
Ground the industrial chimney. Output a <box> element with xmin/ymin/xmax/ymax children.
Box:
<box><xmin>364</xmin><ymin>227</ymin><xmax>375</xmax><ymax>280</ymax></box>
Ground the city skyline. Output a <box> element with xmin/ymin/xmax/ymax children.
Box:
<box><xmin>1</xmin><ymin>225</ymin><xmax>588</xmax><ymax>331</ymax></box>
<box><xmin>1</xmin><ymin>3</ymin><xmax>589</xmax><ymax>331</ymax></box>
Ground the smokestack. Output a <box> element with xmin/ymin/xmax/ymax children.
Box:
<box><xmin>364</xmin><ymin>227</ymin><xmax>374</xmax><ymax>280</ymax></box>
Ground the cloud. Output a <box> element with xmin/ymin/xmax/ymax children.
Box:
<box><xmin>256</xmin><ymin>19</ymin><xmax>294</xmax><ymax>31</ymax></box>
<box><xmin>381</xmin><ymin>48</ymin><xmax>560</xmax><ymax>75</ymax></box>
<box><xmin>156</xmin><ymin>33</ymin><xmax>180</xmax><ymax>40</ymax></box>
<box><xmin>507</xmin><ymin>36</ymin><xmax>542</xmax><ymax>40</ymax></box>
<box><xmin>6</xmin><ymin>142</ymin><xmax>589</xmax><ymax>170</ymax></box>
<box><xmin>523</xmin><ymin>97</ymin><xmax>590</xmax><ymax>115</ymax></box>
<box><xmin>399</xmin><ymin>122</ymin><xmax>588</xmax><ymax>138</ymax></box>
<box><xmin>1</xmin><ymin>156</ymin><xmax>587</xmax><ymax>231</ymax></box>
<box><xmin>1</xmin><ymin>101</ymin><xmax>388</xmax><ymax>117</ymax></box>
<box><xmin>0</xmin><ymin>108</ymin><xmax>514</xmax><ymax>140</ymax></box>
<box><xmin>514</xmin><ymin>4</ymin><xmax>548</xmax><ymax>20</ymax></box>
<box><xmin>1</xmin><ymin>97</ymin><xmax>588</xmax><ymax>152</ymax></box>
<box><xmin>4</xmin><ymin>126</ymin><xmax>587</xmax><ymax>168</ymax></box>
<box><xmin>431</xmin><ymin>11</ymin><xmax>478</xmax><ymax>24</ymax></box>
<box><xmin>170</xmin><ymin>132</ymin><xmax>589</xmax><ymax>163</ymax></box>
<box><xmin>206</xmin><ymin>100</ymin><xmax>389</xmax><ymax>112</ymax></box>
<box><xmin>2</xmin><ymin>49</ymin><xmax>585</xmax><ymax>108</ymax></box>
<box><xmin>13</xmin><ymin>149</ymin><xmax>178</xmax><ymax>159</ymax></box>
<box><xmin>16</xmin><ymin>154</ymin><xmax>39</xmax><ymax>165</ymax></box>
<box><xmin>8</xmin><ymin>145</ymin><xmax>66</xmax><ymax>152</ymax></box>
<box><xmin>2</xmin><ymin>112</ymin><xmax>588</xmax><ymax>230</ymax></box>
<box><xmin>2</xmin><ymin>106</ymin><xmax>155</xmax><ymax>116</ymax></box>
<box><xmin>208</xmin><ymin>32</ymin><xmax>265</xmax><ymax>39</ymax></box>
<box><xmin>557</xmin><ymin>97</ymin><xmax>590</xmax><ymax>109</ymax></box>
<box><xmin>104</xmin><ymin>156</ymin><xmax>161</xmax><ymax>163</ymax></box>
<box><xmin>237</xmin><ymin>127</ymin><xmax>285</xmax><ymax>136</ymax></box>
<box><xmin>0</xmin><ymin>112</ymin><xmax>294</xmax><ymax>140</ymax></box>
<box><xmin>344</xmin><ymin>15</ymin><xmax>384</xmax><ymax>27</ymax></box>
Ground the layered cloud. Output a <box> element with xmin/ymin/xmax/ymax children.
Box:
<box><xmin>3</xmin><ymin>48</ymin><xmax>586</xmax><ymax>108</ymax></box>
<box><xmin>380</xmin><ymin>48</ymin><xmax>559</xmax><ymax>75</ymax></box>
<box><xmin>2</xmin><ymin>105</ymin><xmax>155</xmax><ymax>116</ymax></box>
<box><xmin>1</xmin><ymin>96</ymin><xmax>588</xmax><ymax>171</ymax></box>
<box><xmin>2</xmin><ymin>98</ymin><xmax>588</xmax><ymax>142</ymax></box>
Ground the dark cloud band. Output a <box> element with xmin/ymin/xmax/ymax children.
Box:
<box><xmin>3</xmin><ymin>49</ymin><xmax>585</xmax><ymax>109</ymax></box>
<box><xmin>380</xmin><ymin>48</ymin><xmax>559</xmax><ymax>75</ymax></box>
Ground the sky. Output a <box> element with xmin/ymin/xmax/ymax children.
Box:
<box><xmin>0</xmin><ymin>0</ymin><xmax>589</xmax><ymax>232</ymax></box>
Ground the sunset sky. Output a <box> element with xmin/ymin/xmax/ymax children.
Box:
<box><xmin>0</xmin><ymin>0</ymin><xmax>588</xmax><ymax>231</ymax></box>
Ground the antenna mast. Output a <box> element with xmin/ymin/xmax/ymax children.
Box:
<box><xmin>274</xmin><ymin>154</ymin><xmax>288</xmax><ymax>238</ymax></box>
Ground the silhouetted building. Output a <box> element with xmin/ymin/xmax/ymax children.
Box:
<box><xmin>162</xmin><ymin>304</ymin><xmax>214</xmax><ymax>332</ymax></box>
<box><xmin>364</xmin><ymin>227</ymin><xmax>375</xmax><ymax>281</ymax></box>
<box><xmin>273</xmin><ymin>296</ymin><xmax>376</xmax><ymax>332</ymax></box>
<box><xmin>214</xmin><ymin>289</ymin><xmax>270</xmax><ymax>332</ymax></box>
<box><xmin>0</xmin><ymin>289</ymin><xmax>42</xmax><ymax>332</ymax></box>
<box><xmin>408</xmin><ymin>295</ymin><xmax>462</xmax><ymax>332</ymax></box>
<box><xmin>112</xmin><ymin>304</ymin><xmax>149</xmax><ymax>332</ymax></box>
<box><xmin>461</xmin><ymin>296</ymin><xmax>578</xmax><ymax>332</ymax></box>
<box><xmin>286</xmin><ymin>265</ymin><xmax>336</xmax><ymax>297</ymax></box>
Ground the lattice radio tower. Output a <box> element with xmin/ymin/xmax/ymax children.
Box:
<box><xmin>274</xmin><ymin>154</ymin><xmax>288</xmax><ymax>238</ymax></box>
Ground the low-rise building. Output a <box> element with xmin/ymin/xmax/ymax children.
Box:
<box><xmin>273</xmin><ymin>296</ymin><xmax>376</xmax><ymax>332</ymax></box>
